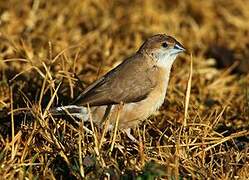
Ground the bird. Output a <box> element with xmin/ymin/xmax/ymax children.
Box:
<box><xmin>51</xmin><ymin>34</ymin><xmax>185</xmax><ymax>135</ymax></box>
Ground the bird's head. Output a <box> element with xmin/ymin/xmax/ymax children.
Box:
<box><xmin>138</xmin><ymin>34</ymin><xmax>185</xmax><ymax>68</ymax></box>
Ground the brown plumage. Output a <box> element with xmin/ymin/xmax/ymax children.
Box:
<box><xmin>72</xmin><ymin>34</ymin><xmax>184</xmax><ymax>107</ymax></box>
<box><xmin>73</xmin><ymin>53</ymin><xmax>158</xmax><ymax>106</ymax></box>
<box><xmin>52</xmin><ymin>34</ymin><xmax>185</xmax><ymax>130</ymax></box>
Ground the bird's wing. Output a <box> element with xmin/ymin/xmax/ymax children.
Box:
<box><xmin>73</xmin><ymin>53</ymin><xmax>158</xmax><ymax>106</ymax></box>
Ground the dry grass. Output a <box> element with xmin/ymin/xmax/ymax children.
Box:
<box><xmin>0</xmin><ymin>0</ymin><xmax>249</xmax><ymax>179</ymax></box>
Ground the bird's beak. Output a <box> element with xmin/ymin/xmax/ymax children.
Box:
<box><xmin>174</xmin><ymin>42</ymin><xmax>186</xmax><ymax>53</ymax></box>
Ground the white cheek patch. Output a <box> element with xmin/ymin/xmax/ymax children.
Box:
<box><xmin>152</xmin><ymin>49</ymin><xmax>177</xmax><ymax>69</ymax></box>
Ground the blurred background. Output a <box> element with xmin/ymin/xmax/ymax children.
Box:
<box><xmin>0</xmin><ymin>0</ymin><xmax>248</xmax><ymax>179</ymax></box>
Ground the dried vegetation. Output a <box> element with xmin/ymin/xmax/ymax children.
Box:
<box><xmin>0</xmin><ymin>0</ymin><xmax>248</xmax><ymax>179</ymax></box>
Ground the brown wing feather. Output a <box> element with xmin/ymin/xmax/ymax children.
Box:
<box><xmin>73</xmin><ymin>53</ymin><xmax>158</xmax><ymax>106</ymax></box>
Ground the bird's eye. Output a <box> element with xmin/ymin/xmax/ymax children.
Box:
<box><xmin>162</xmin><ymin>42</ymin><xmax>168</xmax><ymax>48</ymax></box>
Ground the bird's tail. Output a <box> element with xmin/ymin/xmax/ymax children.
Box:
<box><xmin>49</xmin><ymin>105</ymin><xmax>89</xmax><ymax>121</ymax></box>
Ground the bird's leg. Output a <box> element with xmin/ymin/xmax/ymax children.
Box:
<box><xmin>124</xmin><ymin>128</ymin><xmax>138</xmax><ymax>143</ymax></box>
<box><xmin>101</xmin><ymin>105</ymin><xmax>112</xmax><ymax>124</ymax></box>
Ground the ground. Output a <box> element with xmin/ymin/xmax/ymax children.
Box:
<box><xmin>0</xmin><ymin>0</ymin><xmax>248</xmax><ymax>179</ymax></box>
